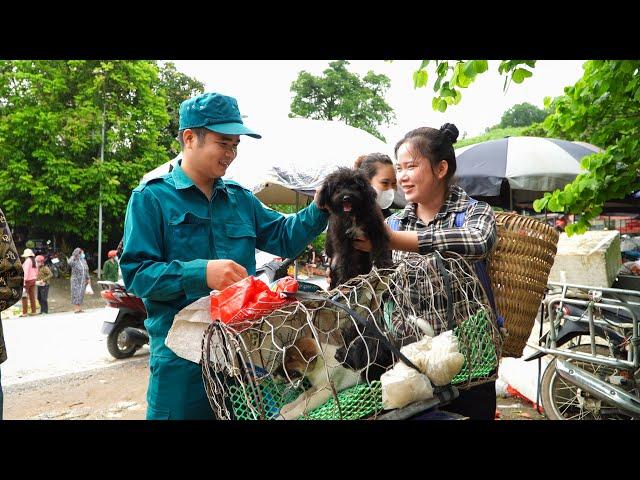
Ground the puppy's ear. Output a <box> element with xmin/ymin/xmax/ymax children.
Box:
<box><xmin>354</xmin><ymin>171</ymin><xmax>377</xmax><ymax>206</ymax></box>
<box><xmin>316</xmin><ymin>178</ymin><xmax>333</xmax><ymax>212</ymax></box>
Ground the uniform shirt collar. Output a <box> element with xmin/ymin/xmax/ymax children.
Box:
<box><xmin>171</xmin><ymin>160</ymin><xmax>227</xmax><ymax>193</ymax></box>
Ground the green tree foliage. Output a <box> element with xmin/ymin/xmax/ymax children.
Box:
<box><xmin>156</xmin><ymin>62</ymin><xmax>205</xmax><ymax>157</ymax></box>
<box><xmin>290</xmin><ymin>60</ymin><xmax>395</xmax><ymax>141</ymax></box>
<box><xmin>0</xmin><ymin>60</ymin><xmax>170</xmax><ymax>243</ymax></box>
<box><xmin>532</xmin><ymin>60</ymin><xmax>640</xmax><ymax>235</ymax></box>
<box><xmin>499</xmin><ymin>102</ymin><xmax>548</xmax><ymax>128</ymax></box>
<box><xmin>411</xmin><ymin>60</ymin><xmax>536</xmax><ymax>112</ymax></box>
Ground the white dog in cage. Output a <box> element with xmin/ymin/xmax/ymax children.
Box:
<box><xmin>275</xmin><ymin>337</ymin><xmax>362</xmax><ymax>420</ymax></box>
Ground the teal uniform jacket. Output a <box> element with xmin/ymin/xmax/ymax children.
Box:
<box><xmin>120</xmin><ymin>162</ymin><xmax>328</xmax><ymax>419</ymax></box>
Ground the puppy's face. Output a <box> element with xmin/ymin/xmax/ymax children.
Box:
<box><xmin>274</xmin><ymin>337</ymin><xmax>320</xmax><ymax>381</ymax></box>
<box><xmin>319</xmin><ymin>168</ymin><xmax>377</xmax><ymax>218</ymax></box>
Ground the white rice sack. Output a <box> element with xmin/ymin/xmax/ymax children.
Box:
<box><xmin>381</xmin><ymin>362</ymin><xmax>433</xmax><ymax>410</ymax></box>
<box><xmin>423</xmin><ymin>331</ymin><xmax>465</xmax><ymax>386</ymax></box>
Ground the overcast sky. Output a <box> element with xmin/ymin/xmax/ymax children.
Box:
<box><xmin>169</xmin><ymin>60</ymin><xmax>586</xmax><ymax>143</ymax></box>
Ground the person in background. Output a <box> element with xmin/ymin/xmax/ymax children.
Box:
<box><xmin>35</xmin><ymin>255</ymin><xmax>52</xmax><ymax>314</ymax></box>
<box><xmin>20</xmin><ymin>248</ymin><xmax>38</xmax><ymax>317</ymax></box>
<box><xmin>354</xmin><ymin>152</ymin><xmax>398</xmax><ymax>219</ymax></box>
<box><xmin>555</xmin><ymin>215</ymin><xmax>568</xmax><ymax>233</ymax></box>
<box><xmin>102</xmin><ymin>250</ymin><xmax>120</xmax><ymax>283</ymax></box>
<box><xmin>0</xmin><ymin>207</ymin><xmax>24</xmax><ymax>419</ymax></box>
<box><xmin>116</xmin><ymin>239</ymin><xmax>125</xmax><ymax>284</ymax></box>
<box><xmin>68</xmin><ymin>247</ymin><xmax>90</xmax><ymax>313</ymax></box>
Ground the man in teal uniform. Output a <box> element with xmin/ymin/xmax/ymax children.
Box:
<box><xmin>120</xmin><ymin>92</ymin><xmax>329</xmax><ymax>419</ymax></box>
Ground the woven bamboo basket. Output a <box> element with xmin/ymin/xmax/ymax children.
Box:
<box><xmin>487</xmin><ymin>212</ymin><xmax>559</xmax><ymax>358</ymax></box>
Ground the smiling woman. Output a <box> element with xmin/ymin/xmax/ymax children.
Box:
<box><xmin>381</xmin><ymin>123</ymin><xmax>500</xmax><ymax>420</ymax></box>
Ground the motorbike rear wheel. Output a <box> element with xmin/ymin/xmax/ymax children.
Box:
<box><xmin>107</xmin><ymin>316</ymin><xmax>141</xmax><ymax>359</ymax></box>
<box><xmin>541</xmin><ymin>343</ymin><xmax>636</xmax><ymax>420</ymax></box>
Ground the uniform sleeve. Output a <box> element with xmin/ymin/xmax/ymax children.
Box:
<box><xmin>417</xmin><ymin>201</ymin><xmax>497</xmax><ymax>262</ymax></box>
<box><xmin>120</xmin><ymin>188</ymin><xmax>210</xmax><ymax>303</ymax></box>
<box><xmin>252</xmin><ymin>196</ymin><xmax>329</xmax><ymax>260</ymax></box>
<box><xmin>0</xmin><ymin>209</ymin><xmax>23</xmax><ymax>310</ymax></box>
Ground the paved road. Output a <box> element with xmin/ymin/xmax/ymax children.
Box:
<box><xmin>1</xmin><ymin>307</ymin><xmax>149</xmax><ymax>387</ymax></box>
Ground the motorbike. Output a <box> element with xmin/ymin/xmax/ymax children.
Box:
<box><xmin>525</xmin><ymin>281</ymin><xmax>640</xmax><ymax>420</ymax></box>
<box><xmin>98</xmin><ymin>280</ymin><xmax>149</xmax><ymax>359</ymax></box>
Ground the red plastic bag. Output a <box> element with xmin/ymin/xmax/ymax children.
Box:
<box><xmin>210</xmin><ymin>276</ymin><xmax>298</xmax><ymax>331</ymax></box>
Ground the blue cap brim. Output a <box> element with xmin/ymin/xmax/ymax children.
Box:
<box><xmin>204</xmin><ymin>122</ymin><xmax>261</xmax><ymax>139</ymax></box>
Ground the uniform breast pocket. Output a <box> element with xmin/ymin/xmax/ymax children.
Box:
<box><xmin>221</xmin><ymin>221</ymin><xmax>257</xmax><ymax>269</ymax></box>
<box><xmin>168</xmin><ymin>212</ymin><xmax>211</xmax><ymax>261</ymax></box>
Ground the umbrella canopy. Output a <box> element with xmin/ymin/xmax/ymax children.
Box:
<box><xmin>454</xmin><ymin>136</ymin><xmax>601</xmax><ymax>197</ymax></box>
<box><xmin>142</xmin><ymin>118</ymin><xmax>405</xmax><ymax>207</ymax></box>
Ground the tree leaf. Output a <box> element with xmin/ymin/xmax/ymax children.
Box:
<box><xmin>512</xmin><ymin>68</ymin><xmax>533</xmax><ymax>84</ymax></box>
<box><xmin>413</xmin><ymin>69</ymin><xmax>429</xmax><ymax>89</ymax></box>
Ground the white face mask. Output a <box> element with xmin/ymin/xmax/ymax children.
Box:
<box><xmin>375</xmin><ymin>188</ymin><xmax>395</xmax><ymax>210</ymax></box>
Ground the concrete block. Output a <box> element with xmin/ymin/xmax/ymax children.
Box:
<box><xmin>548</xmin><ymin>230</ymin><xmax>621</xmax><ymax>287</ymax></box>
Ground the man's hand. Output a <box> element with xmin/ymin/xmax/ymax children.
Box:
<box><xmin>206</xmin><ymin>259</ymin><xmax>248</xmax><ymax>290</ymax></box>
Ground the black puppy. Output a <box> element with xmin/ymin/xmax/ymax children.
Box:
<box><xmin>318</xmin><ymin>167</ymin><xmax>391</xmax><ymax>290</ymax></box>
<box><xmin>335</xmin><ymin>315</ymin><xmax>431</xmax><ymax>382</ymax></box>
<box><xmin>335</xmin><ymin>320</ymin><xmax>395</xmax><ymax>383</ymax></box>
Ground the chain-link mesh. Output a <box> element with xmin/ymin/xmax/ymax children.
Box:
<box><xmin>202</xmin><ymin>251</ymin><xmax>502</xmax><ymax>420</ymax></box>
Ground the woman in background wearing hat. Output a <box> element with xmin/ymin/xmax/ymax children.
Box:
<box><xmin>102</xmin><ymin>250</ymin><xmax>119</xmax><ymax>283</ymax></box>
<box><xmin>68</xmin><ymin>247</ymin><xmax>90</xmax><ymax>313</ymax></box>
<box><xmin>35</xmin><ymin>255</ymin><xmax>52</xmax><ymax>314</ymax></box>
<box><xmin>20</xmin><ymin>248</ymin><xmax>39</xmax><ymax>317</ymax></box>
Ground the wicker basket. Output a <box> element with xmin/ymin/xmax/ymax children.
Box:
<box><xmin>487</xmin><ymin>212</ymin><xmax>559</xmax><ymax>358</ymax></box>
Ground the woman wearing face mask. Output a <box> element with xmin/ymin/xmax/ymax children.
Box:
<box><xmin>354</xmin><ymin>153</ymin><xmax>398</xmax><ymax>218</ymax></box>
<box><xmin>68</xmin><ymin>247</ymin><xmax>90</xmax><ymax>313</ymax></box>
<box><xmin>355</xmin><ymin>124</ymin><xmax>498</xmax><ymax>420</ymax></box>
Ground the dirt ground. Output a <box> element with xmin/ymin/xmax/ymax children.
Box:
<box><xmin>3</xmin><ymin>357</ymin><xmax>545</xmax><ymax>420</ymax></box>
<box><xmin>3</xmin><ymin>359</ymin><xmax>149</xmax><ymax>420</ymax></box>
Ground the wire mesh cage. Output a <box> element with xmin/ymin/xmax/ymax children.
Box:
<box><xmin>201</xmin><ymin>251</ymin><xmax>502</xmax><ymax>420</ymax></box>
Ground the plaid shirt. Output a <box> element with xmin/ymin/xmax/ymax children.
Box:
<box><xmin>387</xmin><ymin>185</ymin><xmax>496</xmax><ymax>264</ymax></box>
<box><xmin>385</xmin><ymin>185</ymin><xmax>497</xmax><ymax>336</ymax></box>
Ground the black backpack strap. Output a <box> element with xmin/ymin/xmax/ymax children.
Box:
<box><xmin>433</xmin><ymin>251</ymin><xmax>455</xmax><ymax>331</ymax></box>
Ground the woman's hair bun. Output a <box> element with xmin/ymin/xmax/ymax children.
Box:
<box><xmin>439</xmin><ymin>123</ymin><xmax>459</xmax><ymax>144</ymax></box>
